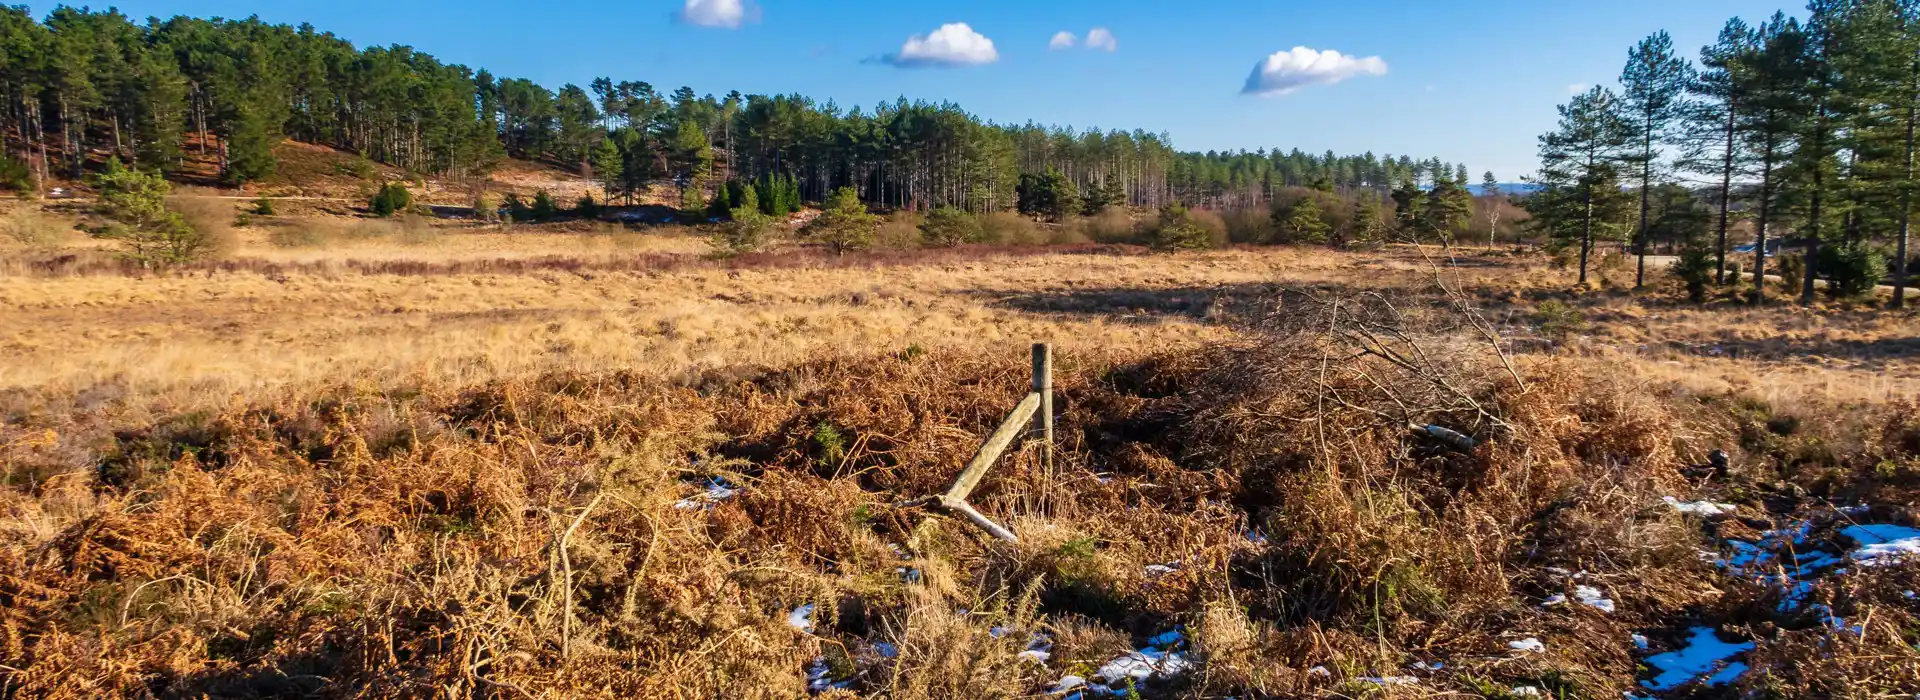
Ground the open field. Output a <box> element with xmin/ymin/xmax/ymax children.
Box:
<box><xmin>3</xmin><ymin>223</ymin><xmax>1920</xmax><ymax>698</ymax></box>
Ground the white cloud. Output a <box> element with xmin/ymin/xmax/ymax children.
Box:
<box><xmin>678</xmin><ymin>0</ymin><xmax>749</xmax><ymax>28</ymax></box>
<box><xmin>1049</xmin><ymin>31</ymin><xmax>1077</xmax><ymax>50</ymax></box>
<box><xmin>1241</xmin><ymin>46</ymin><xmax>1388</xmax><ymax>97</ymax></box>
<box><xmin>1566</xmin><ymin>83</ymin><xmax>1590</xmax><ymax>95</ymax></box>
<box><xmin>1085</xmin><ymin>27</ymin><xmax>1117</xmax><ymax>52</ymax></box>
<box><xmin>882</xmin><ymin>23</ymin><xmax>999</xmax><ymax>67</ymax></box>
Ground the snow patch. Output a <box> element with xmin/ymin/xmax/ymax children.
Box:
<box><xmin>1841</xmin><ymin>524</ymin><xmax>1920</xmax><ymax>565</ymax></box>
<box><xmin>1664</xmin><ymin>496</ymin><xmax>1737</xmax><ymax>516</ymax></box>
<box><xmin>673</xmin><ymin>477</ymin><xmax>740</xmax><ymax>510</ymax></box>
<box><xmin>787</xmin><ymin>604</ymin><xmax>815</xmax><ymax>632</ymax></box>
<box><xmin>1640</xmin><ymin>627</ymin><xmax>1753</xmax><ymax>691</ymax></box>
<box><xmin>1508</xmin><ymin>637</ymin><xmax>1546</xmax><ymax>653</ymax></box>
<box><xmin>1574</xmin><ymin>585</ymin><xmax>1616</xmax><ymax>613</ymax></box>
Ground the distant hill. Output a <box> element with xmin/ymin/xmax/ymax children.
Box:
<box><xmin>1469</xmin><ymin>182</ymin><xmax>1543</xmax><ymax>197</ymax></box>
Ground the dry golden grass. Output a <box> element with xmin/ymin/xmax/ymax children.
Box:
<box><xmin>3</xmin><ymin>224</ymin><xmax>1920</xmax><ymax>698</ymax></box>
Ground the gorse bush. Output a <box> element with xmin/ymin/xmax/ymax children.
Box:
<box><xmin>1817</xmin><ymin>242</ymin><xmax>1886</xmax><ymax>299</ymax></box>
<box><xmin>1146</xmin><ymin>203</ymin><xmax>1213</xmax><ymax>252</ymax></box>
<box><xmin>369</xmin><ymin>182</ymin><xmax>411</xmax><ymax>217</ymax></box>
<box><xmin>531</xmin><ymin>190</ymin><xmax>558</xmax><ymax>221</ymax></box>
<box><xmin>1674</xmin><ymin>243</ymin><xmax>1717</xmax><ymax>302</ymax></box>
<box><xmin>919</xmin><ymin>207</ymin><xmax>982</xmax><ymax>247</ymax></box>
<box><xmin>503</xmin><ymin>193</ymin><xmax>531</xmax><ymax>222</ymax></box>
<box><xmin>1535</xmin><ymin>299</ymin><xmax>1588</xmax><ymax>339</ymax></box>
<box><xmin>0</xmin><ymin>154</ymin><xmax>31</xmax><ymax>192</ymax></box>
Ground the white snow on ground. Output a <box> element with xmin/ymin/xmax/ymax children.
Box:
<box><xmin>1664</xmin><ymin>496</ymin><xmax>1737</xmax><ymax>516</ymax></box>
<box><xmin>804</xmin><ymin>656</ymin><xmax>849</xmax><ymax>693</ymax></box>
<box><xmin>1076</xmin><ymin>629</ymin><xmax>1191</xmax><ymax>696</ymax></box>
<box><xmin>1510</xmin><ymin>687</ymin><xmax>1544</xmax><ymax>697</ymax></box>
<box><xmin>1092</xmin><ymin>649</ymin><xmax>1191</xmax><ymax>687</ymax></box>
<box><xmin>673</xmin><ymin>477</ymin><xmax>739</xmax><ymax>509</ymax></box>
<box><xmin>1144</xmin><ymin>563</ymin><xmax>1180</xmax><ymax>576</ymax></box>
<box><xmin>1360</xmin><ymin>676</ymin><xmax>1418</xmax><ymax>685</ymax></box>
<box><xmin>1641</xmin><ymin>627</ymin><xmax>1753</xmax><ymax>691</ymax></box>
<box><xmin>1508</xmin><ymin>637</ymin><xmax>1546</xmax><ymax>653</ymax></box>
<box><xmin>1050</xmin><ymin>675</ymin><xmax>1086</xmax><ymax>693</ymax></box>
<box><xmin>1573</xmin><ymin>585</ymin><xmax>1615</xmax><ymax>613</ymax></box>
<box><xmin>1632</xmin><ymin>633</ymin><xmax>1649</xmax><ymax>650</ymax></box>
<box><xmin>1841</xmin><ymin>524</ymin><xmax>1920</xmax><ymax>565</ymax></box>
<box><xmin>787</xmin><ymin>604</ymin><xmax>815</xmax><ymax>632</ymax></box>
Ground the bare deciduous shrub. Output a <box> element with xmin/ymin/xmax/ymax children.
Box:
<box><xmin>1188</xmin><ymin>208</ymin><xmax>1229</xmax><ymax>248</ymax></box>
<box><xmin>979</xmin><ymin>211</ymin><xmax>1043</xmax><ymax>245</ymax></box>
<box><xmin>0</xmin><ymin>208</ymin><xmax>73</xmax><ymax>248</ymax></box>
<box><xmin>167</xmin><ymin>196</ymin><xmax>241</xmax><ymax>259</ymax></box>
<box><xmin>1074</xmin><ymin>206</ymin><xmax>1138</xmax><ymax>244</ymax></box>
<box><xmin>1221</xmin><ymin>208</ymin><xmax>1273</xmax><ymax>244</ymax></box>
<box><xmin>876</xmin><ymin>212</ymin><xmax>922</xmax><ymax>249</ymax></box>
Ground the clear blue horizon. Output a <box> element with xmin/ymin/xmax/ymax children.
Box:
<box><xmin>84</xmin><ymin>0</ymin><xmax>1786</xmax><ymax>181</ymax></box>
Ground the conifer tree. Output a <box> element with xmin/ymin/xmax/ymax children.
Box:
<box><xmin>1536</xmin><ymin>85</ymin><xmax>1635</xmax><ymax>284</ymax></box>
<box><xmin>1278</xmin><ymin>195</ymin><xmax>1331</xmax><ymax>244</ymax></box>
<box><xmin>590</xmin><ymin>136</ymin><xmax>623</xmax><ymax>203</ymax></box>
<box><xmin>1480</xmin><ymin>171</ymin><xmax>1505</xmax><ymax>247</ymax></box>
<box><xmin>1734</xmin><ymin>14</ymin><xmax>1814</xmax><ymax>305</ymax></box>
<box><xmin>1619</xmin><ymin>30</ymin><xmax>1695</xmax><ymax>288</ymax></box>
<box><xmin>94</xmin><ymin>158</ymin><xmax>204</xmax><ymax>266</ymax></box>
<box><xmin>1684</xmin><ymin>18</ymin><xmax>1759</xmax><ymax>284</ymax></box>
<box><xmin>804</xmin><ymin>187</ymin><xmax>879</xmax><ymax>254</ymax></box>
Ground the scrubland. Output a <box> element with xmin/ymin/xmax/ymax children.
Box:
<box><xmin>2</xmin><ymin>215</ymin><xmax>1919</xmax><ymax>699</ymax></box>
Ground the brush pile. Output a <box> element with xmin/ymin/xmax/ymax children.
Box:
<box><xmin>1</xmin><ymin>287</ymin><xmax>1916</xmax><ymax>698</ymax></box>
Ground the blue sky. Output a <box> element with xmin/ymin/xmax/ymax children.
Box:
<box><xmin>94</xmin><ymin>0</ymin><xmax>1788</xmax><ymax>180</ymax></box>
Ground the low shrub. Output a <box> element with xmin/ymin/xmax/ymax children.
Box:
<box><xmin>979</xmin><ymin>211</ymin><xmax>1043</xmax><ymax>245</ymax></box>
<box><xmin>919</xmin><ymin>207</ymin><xmax>982</xmax><ymax>247</ymax></box>
<box><xmin>369</xmin><ymin>182</ymin><xmax>412</xmax><ymax>218</ymax></box>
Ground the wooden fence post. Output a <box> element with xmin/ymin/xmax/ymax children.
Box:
<box><xmin>1032</xmin><ymin>343</ymin><xmax>1053</xmax><ymax>471</ymax></box>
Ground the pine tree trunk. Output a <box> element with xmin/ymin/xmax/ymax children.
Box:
<box><xmin>1635</xmin><ymin>118</ymin><xmax>1653</xmax><ymax>289</ymax></box>
<box><xmin>1802</xmin><ymin>109</ymin><xmax>1826</xmax><ymax>306</ymax></box>
<box><xmin>1897</xmin><ymin>51</ymin><xmax>1918</xmax><ymax>309</ymax></box>
<box><xmin>1753</xmin><ymin>129</ymin><xmax>1777</xmax><ymax>306</ymax></box>
<box><xmin>1715</xmin><ymin>107</ymin><xmax>1736</xmax><ymax>285</ymax></box>
<box><xmin>1579</xmin><ymin>175</ymin><xmax>1594</xmax><ymax>286</ymax></box>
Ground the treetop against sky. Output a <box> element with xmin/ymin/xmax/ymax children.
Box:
<box><xmin>80</xmin><ymin>0</ymin><xmax>1784</xmax><ymax>180</ymax></box>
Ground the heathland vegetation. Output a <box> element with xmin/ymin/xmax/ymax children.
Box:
<box><xmin>1</xmin><ymin>2</ymin><xmax>1918</xmax><ymax>700</ymax></box>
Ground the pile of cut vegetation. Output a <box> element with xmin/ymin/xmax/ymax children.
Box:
<box><xmin>1</xmin><ymin>287</ymin><xmax>1916</xmax><ymax>698</ymax></box>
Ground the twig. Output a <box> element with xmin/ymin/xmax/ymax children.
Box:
<box><xmin>559</xmin><ymin>492</ymin><xmax>606</xmax><ymax>663</ymax></box>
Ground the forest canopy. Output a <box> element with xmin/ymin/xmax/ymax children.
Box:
<box><xmin>0</xmin><ymin>6</ymin><xmax>1474</xmax><ymax>212</ymax></box>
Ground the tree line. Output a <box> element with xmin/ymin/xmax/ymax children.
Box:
<box><xmin>1532</xmin><ymin>0</ymin><xmax>1920</xmax><ymax>307</ymax></box>
<box><xmin>0</xmin><ymin>7</ymin><xmax>1474</xmax><ymax>217</ymax></box>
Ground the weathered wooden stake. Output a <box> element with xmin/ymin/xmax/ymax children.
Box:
<box><xmin>916</xmin><ymin>345</ymin><xmax>1057</xmax><ymax>543</ymax></box>
<box><xmin>944</xmin><ymin>393</ymin><xmax>1041</xmax><ymax>505</ymax></box>
<box><xmin>1032</xmin><ymin>343</ymin><xmax>1053</xmax><ymax>471</ymax></box>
